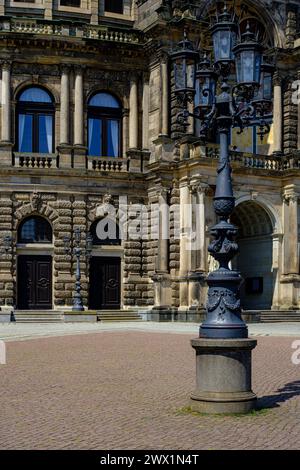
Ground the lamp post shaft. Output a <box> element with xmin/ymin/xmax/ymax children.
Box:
<box><xmin>200</xmin><ymin>124</ymin><xmax>247</xmax><ymax>338</ymax></box>
<box><xmin>73</xmin><ymin>247</ymin><xmax>84</xmax><ymax>312</ymax></box>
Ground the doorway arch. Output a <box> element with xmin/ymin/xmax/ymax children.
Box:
<box><xmin>231</xmin><ymin>201</ymin><xmax>274</xmax><ymax>310</ymax></box>
<box><xmin>17</xmin><ymin>216</ymin><xmax>53</xmax><ymax>310</ymax></box>
<box><xmin>88</xmin><ymin>218</ymin><xmax>122</xmax><ymax>310</ymax></box>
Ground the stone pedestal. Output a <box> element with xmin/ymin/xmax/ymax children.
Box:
<box><xmin>190</xmin><ymin>338</ymin><xmax>257</xmax><ymax>414</ymax></box>
<box><xmin>57</xmin><ymin>144</ymin><xmax>72</xmax><ymax>168</ymax></box>
<box><xmin>73</xmin><ymin>145</ymin><xmax>87</xmax><ymax>169</ymax></box>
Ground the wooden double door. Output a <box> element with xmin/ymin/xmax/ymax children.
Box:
<box><xmin>89</xmin><ymin>257</ymin><xmax>121</xmax><ymax>310</ymax></box>
<box><xmin>17</xmin><ymin>255</ymin><xmax>52</xmax><ymax>310</ymax></box>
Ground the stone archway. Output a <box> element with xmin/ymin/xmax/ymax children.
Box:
<box><xmin>231</xmin><ymin>201</ymin><xmax>274</xmax><ymax>310</ymax></box>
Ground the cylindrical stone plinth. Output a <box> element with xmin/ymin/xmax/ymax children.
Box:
<box><xmin>190</xmin><ymin>338</ymin><xmax>257</xmax><ymax>414</ymax></box>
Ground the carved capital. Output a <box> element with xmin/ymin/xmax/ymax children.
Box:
<box><xmin>273</xmin><ymin>71</ymin><xmax>282</xmax><ymax>87</ymax></box>
<box><xmin>74</xmin><ymin>65</ymin><xmax>85</xmax><ymax>76</ymax></box>
<box><xmin>283</xmin><ymin>191</ymin><xmax>298</xmax><ymax>204</ymax></box>
<box><xmin>0</xmin><ymin>60</ymin><xmax>12</xmax><ymax>72</ymax></box>
<box><xmin>60</xmin><ymin>64</ymin><xmax>71</xmax><ymax>75</ymax></box>
<box><xmin>158</xmin><ymin>186</ymin><xmax>170</xmax><ymax>200</ymax></box>
<box><xmin>188</xmin><ymin>181</ymin><xmax>210</xmax><ymax>196</ymax></box>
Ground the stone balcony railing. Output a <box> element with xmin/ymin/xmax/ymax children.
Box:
<box><xmin>0</xmin><ymin>18</ymin><xmax>143</xmax><ymax>44</ymax></box>
<box><xmin>87</xmin><ymin>156</ymin><xmax>129</xmax><ymax>172</ymax></box>
<box><xmin>13</xmin><ymin>153</ymin><xmax>59</xmax><ymax>169</ymax></box>
<box><xmin>190</xmin><ymin>144</ymin><xmax>300</xmax><ymax>172</ymax></box>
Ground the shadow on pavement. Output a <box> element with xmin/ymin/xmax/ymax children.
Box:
<box><xmin>257</xmin><ymin>380</ymin><xmax>300</xmax><ymax>409</ymax></box>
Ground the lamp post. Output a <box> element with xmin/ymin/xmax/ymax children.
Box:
<box><xmin>171</xmin><ymin>5</ymin><xmax>273</xmax><ymax>413</ymax></box>
<box><xmin>64</xmin><ymin>228</ymin><xmax>93</xmax><ymax>312</ymax></box>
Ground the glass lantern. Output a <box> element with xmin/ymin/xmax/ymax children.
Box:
<box><xmin>210</xmin><ymin>4</ymin><xmax>237</xmax><ymax>66</ymax></box>
<box><xmin>195</xmin><ymin>56</ymin><xmax>217</xmax><ymax>112</ymax></box>
<box><xmin>233</xmin><ymin>23</ymin><xmax>263</xmax><ymax>86</ymax></box>
<box><xmin>171</xmin><ymin>31</ymin><xmax>199</xmax><ymax>104</ymax></box>
<box><xmin>257</xmin><ymin>62</ymin><xmax>274</xmax><ymax>101</ymax></box>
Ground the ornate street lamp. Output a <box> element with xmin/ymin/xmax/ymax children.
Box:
<box><xmin>64</xmin><ymin>229</ymin><xmax>93</xmax><ymax>312</ymax></box>
<box><xmin>171</xmin><ymin>5</ymin><xmax>273</xmax><ymax>413</ymax></box>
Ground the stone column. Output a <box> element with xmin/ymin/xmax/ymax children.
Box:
<box><xmin>60</xmin><ymin>65</ymin><xmax>70</xmax><ymax>146</ymax></box>
<box><xmin>73</xmin><ymin>66</ymin><xmax>86</xmax><ymax>169</ymax></box>
<box><xmin>152</xmin><ymin>187</ymin><xmax>172</xmax><ymax>315</ymax></box>
<box><xmin>179</xmin><ymin>179</ymin><xmax>192</xmax><ymax>310</ymax></box>
<box><xmin>1</xmin><ymin>61</ymin><xmax>11</xmax><ymax>143</ymax></box>
<box><xmin>157</xmin><ymin>188</ymin><xmax>169</xmax><ymax>274</ymax></box>
<box><xmin>122</xmin><ymin>109</ymin><xmax>129</xmax><ymax>157</ymax></box>
<box><xmin>283</xmin><ymin>186</ymin><xmax>299</xmax><ymax>275</ymax></box>
<box><xmin>129</xmin><ymin>74</ymin><xmax>138</xmax><ymax>149</ymax></box>
<box><xmin>297</xmin><ymin>70</ymin><xmax>300</xmax><ymax>150</ymax></box>
<box><xmin>160</xmin><ymin>57</ymin><xmax>169</xmax><ymax>136</ymax></box>
<box><xmin>187</xmin><ymin>183</ymin><xmax>207</xmax><ymax>317</ymax></box>
<box><xmin>91</xmin><ymin>0</ymin><xmax>99</xmax><ymax>24</ymax></box>
<box><xmin>142</xmin><ymin>72</ymin><xmax>149</xmax><ymax>150</ymax></box>
<box><xmin>273</xmin><ymin>72</ymin><xmax>283</xmax><ymax>155</ymax></box>
<box><xmin>74</xmin><ymin>66</ymin><xmax>84</xmax><ymax>147</ymax></box>
<box><xmin>281</xmin><ymin>186</ymin><xmax>299</xmax><ymax>309</ymax></box>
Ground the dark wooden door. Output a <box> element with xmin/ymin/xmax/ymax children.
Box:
<box><xmin>89</xmin><ymin>257</ymin><xmax>121</xmax><ymax>310</ymax></box>
<box><xmin>17</xmin><ymin>255</ymin><xmax>52</xmax><ymax>310</ymax></box>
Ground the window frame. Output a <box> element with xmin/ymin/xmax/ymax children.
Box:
<box><xmin>104</xmin><ymin>0</ymin><xmax>124</xmax><ymax>15</ymax></box>
<box><xmin>87</xmin><ymin>93</ymin><xmax>122</xmax><ymax>158</ymax></box>
<box><xmin>18</xmin><ymin>216</ymin><xmax>53</xmax><ymax>244</ymax></box>
<box><xmin>16</xmin><ymin>87</ymin><xmax>55</xmax><ymax>154</ymax></box>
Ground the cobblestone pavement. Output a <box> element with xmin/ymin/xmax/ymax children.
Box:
<box><xmin>1</xmin><ymin>321</ymin><xmax>300</xmax><ymax>342</ymax></box>
<box><xmin>0</xmin><ymin>332</ymin><xmax>300</xmax><ymax>450</ymax></box>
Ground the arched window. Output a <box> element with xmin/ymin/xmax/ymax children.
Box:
<box><xmin>18</xmin><ymin>216</ymin><xmax>53</xmax><ymax>244</ymax></box>
<box><xmin>90</xmin><ymin>219</ymin><xmax>121</xmax><ymax>246</ymax></box>
<box><xmin>88</xmin><ymin>92</ymin><xmax>122</xmax><ymax>158</ymax></box>
<box><xmin>16</xmin><ymin>86</ymin><xmax>55</xmax><ymax>154</ymax></box>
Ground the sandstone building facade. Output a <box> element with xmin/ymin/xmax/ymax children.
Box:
<box><xmin>0</xmin><ymin>0</ymin><xmax>300</xmax><ymax>320</ymax></box>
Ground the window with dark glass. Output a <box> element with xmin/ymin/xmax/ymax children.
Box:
<box><xmin>90</xmin><ymin>219</ymin><xmax>121</xmax><ymax>246</ymax></box>
<box><xmin>18</xmin><ymin>217</ymin><xmax>53</xmax><ymax>244</ymax></box>
<box><xmin>88</xmin><ymin>92</ymin><xmax>122</xmax><ymax>158</ymax></box>
<box><xmin>60</xmin><ymin>0</ymin><xmax>81</xmax><ymax>7</ymax></box>
<box><xmin>16</xmin><ymin>87</ymin><xmax>54</xmax><ymax>154</ymax></box>
<box><xmin>105</xmin><ymin>0</ymin><xmax>123</xmax><ymax>14</ymax></box>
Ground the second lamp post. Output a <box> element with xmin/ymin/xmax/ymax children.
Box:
<box><xmin>64</xmin><ymin>228</ymin><xmax>93</xmax><ymax>312</ymax></box>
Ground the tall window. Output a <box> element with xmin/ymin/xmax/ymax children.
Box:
<box><xmin>105</xmin><ymin>0</ymin><xmax>123</xmax><ymax>14</ymax></box>
<box><xmin>88</xmin><ymin>92</ymin><xmax>122</xmax><ymax>158</ymax></box>
<box><xmin>16</xmin><ymin>87</ymin><xmax>55</xmax><ymax>154</ymax></box>
<box><xmin>60</xmin><ymin>0</ymin><xmax>81</xmax><ymax>6</ymax></box>
<box><xmin>18</xmin><ymin>216</ymin><xmax>52</xmax><ymax>244</ymax></box>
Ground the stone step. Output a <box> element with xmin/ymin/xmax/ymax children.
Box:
<box><xmin>13</xmin><ymin>311</ymin><xmax>64</xmax><ymax>323</ymax></box>
<box><xmin>97</xmin><ymin>310</ymin><xmax>142</xmax><ymax>322</ymax></box>
<box><xmin>260</xmin><ymin>311</ymin><xmax>300</xmax><ymax>322</ymax></box>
